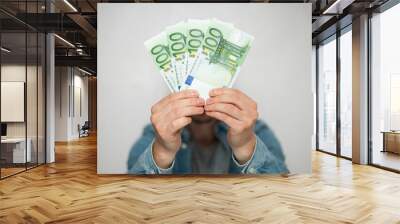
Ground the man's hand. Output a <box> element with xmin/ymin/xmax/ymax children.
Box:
<box><xmin>151</xmin><ymin>90</ymin><xmax>205</xmax><ymax>168</ymax></box>
<box><xmin>205</xmin><ymin>88</ymin><xmax>258</xmax><ymax>165</ymax></box>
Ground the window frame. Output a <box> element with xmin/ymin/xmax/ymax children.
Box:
<box><xmin>367</xmin><ymin>1</ymin><xmax>400</xmax><ymax>173</ymax></box>
<box><xmin>315</xmin><ymin>24</ymin><xmax>353</xmax><ymax>161</ymax></box>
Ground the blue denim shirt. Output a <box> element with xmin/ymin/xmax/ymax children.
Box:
<box><xmin>127</xmin><ymin>120</ymin><xmax>289</xmax><ymax>174</ymax></box>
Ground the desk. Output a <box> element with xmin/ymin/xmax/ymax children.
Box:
<box><xmin>382</xmin><ymin>131</ymin><xmax>400</xmax><ymax>154</ymax></box>
<box><xmin>1</xmin><ymin>138</ymin><xmax>31</xmax><ymax>163</ymax></box>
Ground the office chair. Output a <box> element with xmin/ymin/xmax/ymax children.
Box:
<box><xmin>79</xmin><ymin>121</ymin><xmax>90</xmax><ymax>138</ymax></box>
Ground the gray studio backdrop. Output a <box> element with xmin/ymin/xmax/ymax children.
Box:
<box><xmin>97</xmin><ymin>3</ymin><xmax>312</xmax><ymax>174</ymax></box>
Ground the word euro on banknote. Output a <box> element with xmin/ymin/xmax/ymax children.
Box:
<box><xmin>182</xmin><ymin>19</ymin><xmax>254</xmax><ymax>99</ymax></box>
<box><xmin>144</xmin><ymin>32</ymin><xmax>179</xmax><ymax>92</ymax></box>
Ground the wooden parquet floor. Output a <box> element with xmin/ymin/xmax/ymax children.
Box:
<box><xmin>1</xmin><ymin>134</ymin><xmax>400</xmax><ymax>224</ymax></box>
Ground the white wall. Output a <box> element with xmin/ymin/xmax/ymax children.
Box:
<box><xmin>55</xmin><ymin>67</ymin><xmax>89</xmax><ymax>141</ymax></box>
<box><xmin>55</xmin><ymin>66</ymin><xmax>69</xmax><ymax>141</ymax></box>
<box><xmin>72</xmin><ymin>73</ymin><xmax>89</xmax><ymax>138</ymax></box>
<box><xmin>98</xmin><ymin>3</ymin><xmax>313</xmax><ymax>174</ymax></box>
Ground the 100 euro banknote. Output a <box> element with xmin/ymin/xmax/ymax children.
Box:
<box><xmin>144</xmin><ymin>32</ymin><xmax>179</xmax><ymax>92</ymax></box>
<box><xmin>166</xmin><ymin>21</ymin><xmax>188</xmax><ymax>90</ymax></box>
<box><xmin>181</xmin><ymin>19</ymin><xmax>254</xmax><ymax>99</ymax></box>
<box><xmin>186</xmin><ymin>19</ymin><xmax>209</xmax><ymax>77</ymax></box>
<box><xmin>144</xmin><ymin>19</ymin><xmax>254</xmax><ymax>98</ymax></box>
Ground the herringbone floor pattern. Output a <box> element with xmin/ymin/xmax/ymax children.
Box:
<box><xmin>1</xmin><ymin>134</ymin><xmax>400</xmax><ymax>223</ymax></box>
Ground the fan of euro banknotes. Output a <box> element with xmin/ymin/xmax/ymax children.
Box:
<box><xmin>144</xmin><ymin>18</ymin><xmax>254</xmax><ymax>99</ymax></box>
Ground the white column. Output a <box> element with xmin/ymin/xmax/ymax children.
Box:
<box><xmin>45</xmin><ymin>0</ymin><xmax>56</xmax><ymax>163</ymax></box>
<box><xmin>55</xmin><ymin>67</ymin><xmax>73</xmax><ymax>141</ymax></box>
<box><xmin>46</xmin><ymin>32</ymin><xmax>55</xmax><ymax>163</ymax></box>
<box><xmin>352</xmin><ymin>14</ymin><xmax>369</xmax><ymax>164</ymax></box>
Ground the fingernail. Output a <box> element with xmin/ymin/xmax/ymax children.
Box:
<box><xmin>186</xmin><ymin>89</ymin><xmax>197</xmax><ymax>94</ymax></box>
<box><xmin>209</xmin><ymin>89</ymin><xmax>215</xmax><ymax>96</ymax></box>
<box><xmin>210</xmin><ymin>88</ymin><xmax>221</xmax><ymax>95</ymax></box>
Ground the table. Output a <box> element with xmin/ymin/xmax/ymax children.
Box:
<box><xmin>381</xmin><ymin>131</ymin><xmax>400</xmax><ymax>154</ymax></box>
<box><xmin>1</xmin><ymin>138</ymin><xmax>31</xmax><ymax>163</ymax></box>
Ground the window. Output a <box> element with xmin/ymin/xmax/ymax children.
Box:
<box><xmin>316</xmin><ymin>25</ymin><xmax>353</xmax><ymax>159</ymax></box>
<box><xmin>318</xmin><ymin>36</ymin><xmax>337</xmax><ymax>154</ymax></box>
<box><xmin>339</xmin><ymin>29</ymin><xmax>352</xmax><ymax>158</ymax></box>
<box><xmin>371</xmin><ymin>3</ymin><xmax>400</xmax><ymax>171</ymax></box>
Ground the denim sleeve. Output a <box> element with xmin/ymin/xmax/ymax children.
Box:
<box><xmin>230</xmin><ymin>120</ymin><xmax>289</xmax><ymax>174</ymax></box>
<box><xmin>127</xmin><ymin>124</ymin><xmax>175</xmax><ymax>174</ymax></box>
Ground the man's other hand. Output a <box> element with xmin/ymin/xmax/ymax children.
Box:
<box><xmin>205</xmin><ymin>88</ymin><xmax>258</xmax><ymax>165</ymax></box>
<box><xmin>151</xmin><ymin>90</ymin><xmax>205</xmax><ymax>168</ymax></box>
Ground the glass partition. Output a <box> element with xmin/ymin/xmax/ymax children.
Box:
<box><xmin>0</xmin><ymin>31</ymin><xmax>28</xmax><ymax>177</ymax></box>
<box><xmin>0</xmin><ymin>1</ymin><xmax>46</xmax><ymax>179</ymax></box>
<box><xmin>27</xmin><ymin>31</ymin><xmax>38</xmax><ymax>169</ymax></box>
<box><xmin>38</xmin><ymin>32</ymin><xmax>45</xmax><ymax>165</ymax></box>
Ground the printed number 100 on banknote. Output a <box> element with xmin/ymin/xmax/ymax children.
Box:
<box><xmin>182</xmin><ymin>19</ymin><xmax>254</xmax><ymax>98</ymax></box>
<box><xmin>144</xmin><ymin>19</ymin><xmax>254</xmax><ymax>99</ymax></box>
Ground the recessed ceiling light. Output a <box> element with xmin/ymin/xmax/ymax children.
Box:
<box><xmin>78</xmin><ymin>67</ymin><xmax>93</xmax><ymax>76</ymax></box>
<box><xmin>322</xmin><ymin>0</ymin><xmax>353</xmax><ymax>14</ymax></box>
<box><xmin>63</xmin><ymin>0</ymin><xmax>78</xmax><ymax>12</ymax></box>
<box><xmin>1</xmin><ymin>47</ymin><xmax>11</xmax><ymax>53</ymax></box>
<box><xmin>54</xmin><ymin>34</ymin><xmax>75</xmax><ymax>48</ymax></box>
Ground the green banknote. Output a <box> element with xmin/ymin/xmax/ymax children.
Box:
<box><xmin>181</xmin><ymin>19</ymin><xmax>253</xmax><ymax>98</ymax></box>
<box><xmin>186</xmin><ymin>19</ymin><xmax>209</xmax><ymax>77</ymax></box>
<box><xmin>144</xmin><ymin>32</ymin><xmax>179</xmax><ymax>92</ymax></box>
<box><xmin>144</xmin><ymin>18</ymin><xmax>253</xmax><ymax>97</ymax></box>
<box><xmin>187</xmin><ymin>19</ymin><xmax>235</xmax><ymax>87</ymax></box>
<box><xmin>212</xmin><ymin>26</ymin><xmax>254</xmax><ymax>86</ymax></box>
<box><xmin>166</xmin><ymin>21</ymin><xmax>188</xmax><ymax>89</ymax></box>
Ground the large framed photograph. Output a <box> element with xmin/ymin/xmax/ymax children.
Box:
<box><xmin>97</xmin><ymin>3</ymin><xmax>312</xmax><ymax>174</ymax></box>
